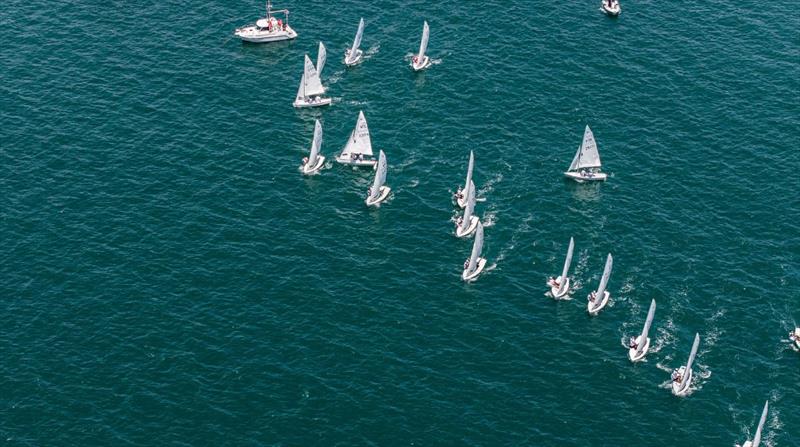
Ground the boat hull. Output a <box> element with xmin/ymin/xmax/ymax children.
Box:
<box><xmin>455</xmin><ymin>191</ymin><xmax>467</xmax><ymax>209</ymax></box>
<box><xmin>344</xmin><ymin>49</ymin><xmax>364</xmax><ymax>66</ymax></box>
<box><xmin>462</xmin><ymin>258</ymin><xmax>487</xmax><ymax>281</ymax></box>
<box><xmin>601</xmin><ymin>2</ymin><xmax>621</xmax><ymax>16</ymax></box>
<box><xmin>628</xmin><ymin>336</ymin><xmax>651</xmax><ymax>362</ymax></box>
<box><xmin>564</xmin><ymin>171</ymin><xmax>607</xmax><ymax>182</ymax></box>
<box><xmin>293</xmin><ymin>97</ymin><xmax>332</xmax><ymax>108</ymax></box>
<box><xmin>236</xmin><ymin>25</ymin><xmax>298</xmax><ymax>43</ymax></box>
<box><xmin>301</xmin><ymin>155</ymin><xmax>325</xmax><ymax>175</ymax></box>
<box><xmin>365</xmin><ymin>186</ymin><xmax>391</xmax><ymax>207</ymax></box>
<box><xmin>671</xmin><ymin>366</ymin><xmax>692</xmax><ymax>396</ymax></box>
<box><xmin>336</xmin><ymin>154</ymin><xmax>377</xmax><ymax>167</ymax></box>
<box><xmin>791</xmin><ymin>328</ymin><xmax>800</xmax><ymax>351</ymax></box>
<box><xmin>587</xmin><ymin>290</ymin><xmax>610</xmax><ymax>315</ymax></box>
<box><xmin>548</xmin><ymin>276</ymin><xmax>570</xmax><ymax>299</ymax></box>
<box><xmin>411</xmin><ymin>56</ymin><xmax>431</xmax><ymax>71</ymax></box>
<box><xmin>455</xmin><ymin>216</ymin><xmax>480</xmax><ymax>238</ymax></box>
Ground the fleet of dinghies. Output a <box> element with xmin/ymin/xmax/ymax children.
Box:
<box><xmin>237</xmin><ymin>5</ymin><xmax>786</xmax><ymax>441</ymax></box>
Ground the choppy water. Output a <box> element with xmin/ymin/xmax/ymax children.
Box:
<box><xmin>1</xmin><ymin>0</ymin><xmax>799</xmax><ymax>445</ymax></box>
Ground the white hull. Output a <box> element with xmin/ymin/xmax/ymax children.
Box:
<box><xmin>462</xmin><ymin>258</ymin><xmax>487</xmax><ymax>281</ymax></box>
<box><xmin>628</xmin><ymin>336</ymin><xmax>651</xmax><ymax>362</ymax></box>
<box><xmin>564</xmin><ymin>171</ymin><xmax>607</xmax><ymax>182</ymax></box>
<box><xmin>794</xmin><ymin>339</ymin><xmax>800</xmax><ymax>351</ymax></box>
<box><xmin>455</xmin><ymin>216</ymin><xmax>479</xmax><ymax>238</ymax></box>
<box><xmin>365</xmin><ymin>186</ymin><xmax>391</xmax><ymax>207</ymax></box>
<box><xmin>791</xmin><ymin>329</ymin><xmax>800</xmax><ymax>351</ymax></box>
<box><xmin>411</xmin><ymin>55</ymin><xmax>431</xmax><ymax>71</ymax></box>
<box><xmin>454</xmin><ymin>192</ymin><xmax>467</xmax><ymax>209</ymax></box>
<box><xmin>548</xmin><ymin>276</ymin><xmax>570</xmax><ymax>299</ymax></box>
<box><xmin>235</xmin><ymin>25</ymin><xmax>297</xmax><ymax>43</ymax></box>
<box><xmin>335</xmin><ymin>154</ymin><xmax>377</xmax><ymax>167</ymax></box>
<box><xmin>602</xmin><ymin>2</ymin><xmax>621</xmax><ymax>16</ymax></box>
<box><xmin>742</xmin><ymin>442</ymin><xmax>753</xmax><ymax>447</ymax></box>
<box><xmin>671</xmin><ymin>366</ymin><xmax>692</xmax><ymax>396</ymax></box>
<box><xmin>587</xmin><ymin>290</ymin><xmax>610</xmax><ymax>315</ymax></box>
<box><xmin>293</xmin><ymin>96</ymin><xmax>332</xmax><ymax>108</ymax></box>
<box><xmin>344</xmin><ymin>48</ymin><xmax>363</xmax><ymax>66</ymax></box>
<box><xmin>301</xmin><ymin>155</ymin><xmax>325</xmax><ymax>175</ymax></box>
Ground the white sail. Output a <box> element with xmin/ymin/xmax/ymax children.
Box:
<box><xmin>595</xmin><ymin>253</ymin><xmax>613</xmax><ymax>298</ymax></box>
<box><xmin>467</xmin><ymin>221</ymin><xmax>484</xmax><ymax>273</ymax></box>
<box><xmin>341</xmin><ymin>110</ymin><xmax>373</xmax><ymax>158</ymax></box>
<box><xmin>637</xmin><ymin>299</ymin><xmax>656</xmax><ymax>355</ymax></box>
<box><xmin>460</xmin><ymin>180</ymin><xmax>476</xmax><ymax>233</ymax></box>
<box><xmin>308</xmin><ymin>119</ymin><xmax>322</xmax><ymax>165</ymax></box>
<box><xmin>560</xmin><ymin>237</ymin><xmax>574</xmax><ymax>281</ymax></box>
<box><xmin>752</xmin><ymin>400</ymin><xmax>768</xmax><ymax>447</ymax></box>
<box><xmin>316</xmin><ymin>42</ymin><xmax>327</xmax><ymax>77</ymax></box>
<box><xmin>368</xmin><ymin>150</ymin><xmax>387</xmax><ymax>201</ymax></box>
<box><xmin>350</xmin><ymin>18</ymin><xmax>364</xmax><ymax>56</ymax></box>
<box><xmin>568</xmin><ymin>125</ymin><xmax>602</xmax><ymax>171</ymax></box>
<box><xmin>300</xmin><ymin>54</ymin><xmax>325</xmax><ymax>97</ymax></box>
<box><xmin>417</xmin><ymin>21</ymin><xmax>430</xmax><ymax>60</ymax></box>
<box><xmin>683</xmin><ymin>333</ymin><xmax>700</xmax><ymax>383</ymax></box>
<box><xmin>463</xmin><ymin>150</ymin><xmax>474</xmax><ymax>193</ymax></box>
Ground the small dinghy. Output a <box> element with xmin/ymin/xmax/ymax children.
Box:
<box><xmin>587</xmin><ymin>253</ymin><xmax>612</xmax><ymax>315</ymax></box>
<box><xmin>740</xmin><ymin>401</ymin><xmax>768</xmax><ymax>447</ymax></box>
<box><xmin>234</xmin><ymin>1</ymin><xmax>298</xmax><ymax>43</ymax></box>
<box><xmin>455</xmin><ymin>180</ymin><xmax>480</xmax><ymax>238</ymax></box>
<box><xmin>789</xmin><ymin>327</ymin><xmax>800</xmax><ymax>351</ymax></box>
<box><xmin>601</xmin><ymin>0</ymin><xmax>621</xmax><ymax>17</ymax></box>
<box><xmin>628</xmin><ymin>299</ymin><xmax>656</xmax><ymax>362</ymax></box>
<box><xmin>293</xmin><ymin>42</ymin><xmax>331</xmax><ymax>108</ymax></box>
<box><xmin>671</xmin><ymin>333</ymin><xmax>700</xmax><ymax>397</ymax></box>
<box><xmin>336</xmin><ymin>110</ymin><xmax>378</xmax><ymax>167</ymax></box>
<box><xmin>365</xmin><ymin>150</ymin><xmax>390</xmax><ymax>207</ymax></box>
<box><xmin>453</xmin><ymin>151</ymin><xmax>474</xmax><ymax>209</ymax></box>
<box><xmin>462</xmin><ymin>222</ymin><xmax>487</xmax><ymax>282</ymax></box>
<box><xmin>411</xmin><ymin>21</ymin><xmax>432</xmax><ymax>71</ymax></box>
<box><xmin>344</xmin><ymin>18</ymin><xmax>365</xmax><ymax>66</ymax></box>
<box><xmin>547</xmin><ymin>237</ymin><xmax>574</xmax><ymax>299</ymax></box>
<box><xmin>565</xmin><ymin>125</ymin><xmax>607</xmax><ymax>182</ymax></box>
<box><xmin>301</xmin><ymin>119</ymin><xmax>325</xmax><ymax>175</ymax></box>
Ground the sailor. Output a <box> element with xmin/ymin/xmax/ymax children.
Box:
<box><xmin>351</xmin><ymin>153</ymin><xmax>358</xmax><ymax>160</ymax></box>
<box><xmin>629</xmin><ymin>337</ymin><xmax>638</xmax><ymax>349</ymax></box>
<box><xmin>463</xmin><ymin>259</ymin><xmax>469</xmax><ymax>269</ymax></box>
<box><xmin>607</xmin><ymin>0</ymin><xmax>613</xmax><ymax>7</ymax></box>
<box><xmin>457</xmin><ymin>216</ymin><xmax>463</xmax><ymax>226</ymax></box>
<box><xmin>589</xmin><ymin>291</ymin><xmax>596</xmax><ymax>302</ymax></box>
<box><xmin>302</xmin><ymin>156</ymin><xmax>308</xmax><ymax>165</ymax></box>
<box><xmin>277</xmin><ymin>19</ymin><xmax>283</xmax><ymax>30</ymax></box>
<box><xmin>671</xmin><ymin>370</ymin><xmax>681</xmax><ymax>383</ymax></box>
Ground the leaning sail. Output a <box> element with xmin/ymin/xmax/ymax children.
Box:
<box><xmin>595</xmin><ymin>253</ymin><xmax>613</xmax><ymax>298</ymax></box>
<box><xmin>683</xmin><ymin>333</ymin><xmax>700</xmax><ymax>383</ymax></box>
<box><xmin>460</xmin><ymin>180</ymin><xmax>476</xmax><ymax>232</ymax></box>
<box><xmin>303</xmin><ymin>55</ymin><xmax>325</xmax><ymax>97</ymax></box>
<box><xmin>468</xmin><ymin>222</ymin><xmax>484</xmax><ymax>273</ymax></box>
<box><xmin>578</xmin><ymin>125</ymin><xmax>601</xmax><ymax>169</ymax></box>
<box><xmin>341</xmin><ymin>111</ymin><xmax>373</xmax><ymax>157</ymax></box>
<box><xmin>638</xmin><ymin>299</ymin><xmax>656</xmax><ymax>354</ymax></box>
<box><xmin>316</xmin><ymin>42</ymin><xmax>327</xmax><ymax>77</ymax></box>
<box><xmin>308</xmin><ymin>120</ymin><xmax>322</xmax><ymax>165</ymax></box>
<box><xmin>561</xmin><ymin>237</ymin><xmax>574</xmax><ymax>280</ymax></box>
<box><xmin>368</xmin><ymin>150</ymin><xmax>387</xmax><ymax>201</ymax></box>
<box><xmin>418</xmin><ymin>21</ymin><xmax>430</xmax><ymax>60</ymax></box>
<box><xmin>464</xmin><ymin>151</ymin><xmax>474</xmax><ymax>192</ymax></box>
<box><xmin>350</xmin><ymin>18</ymin><xmax>364</xmax><ymax>55</ymax></box>
<box><xmin>752</xmin><ymin>400</ymin><xmax>768</xmax><ymax>447</ymax></box>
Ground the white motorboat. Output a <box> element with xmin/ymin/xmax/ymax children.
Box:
<box><xmin>454</xmin><ymin>150</ymin><xmax>474</xmax><ymax>209</ymax></box>
<box><xmin>462</xmin><ymin>222</ymin><xmax>487</xmax><ymax>281</ymax></box>
<box><xmin>294</xmin><ymin>42</ymin><xmax>331</xmax><ymax>108</ymax></box>
<box><xmin>565</xmin><ymin>125</ymin><xmax>608</xmax><ymax>182</ymax></box>
<box><xmin>365</xmin><ymin>150</ymin><xmax>390</xmax><ymax>207</ymax></box>
<box><xmin>344</xmin><ymin>18</ymin><xmax>365</xmax><ymax>66</ymax></box>
<box><xmin>739</xmin><ymin>401</ymin><xmax>768</xmax><ymax>447</ymax></box>
<box><xmin>455</xmin><ymin>180</ymin><xmax>479</xmax><ymax>238</ymax></box>
<box><xmin>587</xmin><ymin>253</ymin><xmax>612</xmax><ymax>315</ymax></box>
<box><xmin>301</xmin><ymin>119</ymin><xmax>325</xmax><ymax>175</ymax></box>
<box><xmin>411</xmin><ymin>21</ymin><xmax>432</xmax><ymax>71</ymax></box>
<box><xmin>671</xmin><ymin>333</ymin><xmax>700</xmax><ymax>397</ymax></box>
<box><xmin>235</xmin><ymin>1</ymin><xmax>298</xmax><ymax>43</ymax></box>
<box><xmin>628</xmin><ymin>299</ymin><xmax>656</xmax><ymax>362</ymax></box>
<box><xmin>789</xmin><ymin>327</ymin><xmax>800</xmax><ymax>351</ymax></box>
<box><xmin>547</xmin><ymin>237</ymin><xmax>574</xmax><ymax>299</ymax></box>
<box><xmin>601</xmin><ymin>0</ymin><xmax>621</xmax><ymax>17</ymax></box>
<box><xmin>336</xmin><ymin>110</ymin><xmax>378</xmax><ymax>167</ymax></box>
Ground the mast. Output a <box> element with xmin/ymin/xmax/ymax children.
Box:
<box><xmin>561</xmin><ymin>237</ymin><xmax>574</xmax><ymax>281</ymax></box>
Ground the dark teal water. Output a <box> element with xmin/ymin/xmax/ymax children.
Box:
<box><xmin>2</xmin><ymin>0</ymin><xmax>799</xmax><ymax>445</ymax></box>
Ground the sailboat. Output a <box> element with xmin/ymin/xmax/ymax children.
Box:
<box><xmin>740</xmin><ymin>401</ymin><xmax>769</xmax><ymax>447</ymax></box>
<box><xmin>789</xmin><ymin>327</ymin><xmax>800</xmax><ymax>351</ymax></box>
<box><xmin>564</xmin><ymin>125</ymin><xmax>607</xmax><ymax>182</ymax></box>
<box><xmin>365</xmin><ymin>150</ymin><xmax>391</xmax><ymax>207</ymax></box>
<box><xmin>455</xmin><ymin>180</ymin><xmax>480</xmax><ymax>238</ymax></box>
<box><xmin>587</xmin><ymin>254</ymin><xmax>612</xmax><ymax>315</ymax></box>
<box><xmin>293</xmin><ymin>42</ymin><xmax>331</xmax><ymax>108</ymax></box>
<box><xmin>454</xmin><ymin>151</ymin><xmax>474</xmax><ymax>209</ymax></box>
<box><xmin>601</xmin><ymin>0</ymin><xmax>621</xmax><ymax>17</ymax></box>
<box><xmin>411</xmin><ymin>21</ymin><xmax>432</xmax><ymax>71</ymax></box>
<box><xmin>628</xmin><ymin>299</ymin><xmax>656</xmax><ymax>362</ymax></box>
<box><xmin>301</xmin><ymin>119</ymin><xmax>325</xmax><ymax>175</ymax></box>
<box><xmin>671</xmin><ymin>333</ymin><xmax>700</xmax><ymax>397</ymax></box>
<box><xmin>547</xmin><ymin>237</ymin><xmax>574</xmax><ymax>299</ymax></box>
<box><xmin>462</xmin><ymin>222</ymin><xmax>487</xmax><ymax>281</ymax></box>
<box><xmin>234</xmin><ymin>1</ymin><xmax>298</xmax><ymax>43</ymax></box>
<box><xmin>344</xmin><ymin>18</ymin><xmax>365</xmax><ymax>66</ymax></box>
<box><xmin>336</xmin><ymin>110</ymin><xmax>378</xmax><ymax>167</ymax></box>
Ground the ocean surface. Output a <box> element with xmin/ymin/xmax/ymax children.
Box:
<box><xmin>1</xmin><ymin>0</ymin><xmax>799</xmax><ymax>445</ymax></box>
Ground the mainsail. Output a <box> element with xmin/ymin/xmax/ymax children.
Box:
<box><xmin>460</xmin><ymin>180</ymin><xmax>476</xmax><ymax>233</ymax></box>
<box><xmin>683</xmin><ymin>333</ymin><xmax>700</xmax><ymax>383</ymax></box>
<box><xmin>467</xmin><ymin>222</ymin><xmax>484</xmax><ymax>274</ymax></box>
<box><xmin>561</xmin><ymin>237</ymin><xmax>574</xmax><ymax>281</ymax></box>
<box><xmin>350</xmin><ymin>18</ymin><xmax>364</xmax><ymax>56</ymax></box>
<box><xmin>418</xmin><ymin>21</ymin><xmax>430</xmax><ymax>60</ymax></box>
<box><xmin>316</xmin><ymin>42</ymin><xmax>327</xmax><ymax>77</ymax></box>
<box><xmin>308</xmin><ymin>119</ymin><xmax>322</xmax><ymax>165</ymax></box>
<box><xmin>368</xmin><ymin>150</ymin><xmax>387</xmax><ymax>201</ymax></box>
<box><xmin>568</xmin><ymin>125</ymin><xmax>602</xmax><ymax>171</ymax></box>
<box><xmin>463</xmin><ymin>150</ymin><xmax>474</xmax><ymax>193</ymax></box>
<box><xmin>594</xmin><ymin>253</ymin><xmax>613</xmax><ymax>300</ymax></box>
<box><xmin>341</xmin><ymin>111</ymin><xmax>374</xmax><ymax>158</ymax></box>
<box><xmin>752</xmin><ymin>400</ymin><xmax>768</xmax><ymax>447</ymax></box>
<box><xmin>297</xmin><ymin>54</ymin><xmax>325</xmax><ymax>99</ymax></box>
<box><xmin>637</xmin><ymin>299</ymin><xmax>656</xmax><ymax>355</ymax></box>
